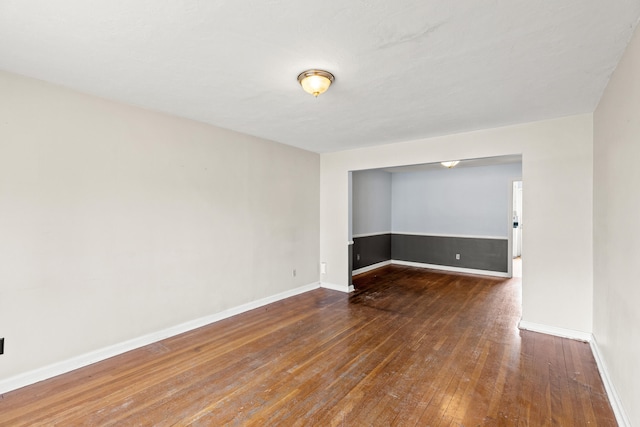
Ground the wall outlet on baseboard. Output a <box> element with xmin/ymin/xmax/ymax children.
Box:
<box><xmin>293</xmin><ymin>269</ymin><xmax>296</xmax><ymax>277</ymax></box>
<box><xmin>0</xmin><ymin>337</ymin><xmax>4</xmax><ymax>355</ymax></box>
<box><xmin>357</xmin><ymin>254</ymin><xmax>360</xmax><ymax>261</ymax></box>
<box><xmin>320</xmin><ymin>262</ymin><xmax>327</xmax><ymax>274</ymax></box>
<box><xmin>455</xmin><ymin>254</ymin><xmax>461</xmax><ymax>260</ymax></box>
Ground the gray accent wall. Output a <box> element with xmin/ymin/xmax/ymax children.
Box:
<box><xmin>353</xmin><ymin>233</ymin><xmax>508</xmax><ymax>273</ymax></box>
<box><xmin>352</xmin><ymin>234</ymin><xmax>392</xmax><ymax>270</ymax></box>
<box><xmin>392</xmin><ymin>234</ymin><xmax>508</xmax><ymax>273</ymax></box>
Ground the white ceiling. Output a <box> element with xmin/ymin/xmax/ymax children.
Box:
<box><xmin>1</xmin><ymin>1</ymin><xmax>639</xmax><ymax>153</ymax></box>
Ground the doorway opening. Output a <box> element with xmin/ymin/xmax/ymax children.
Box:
<box><xmin>348</xmin><ymin>155</ymin><xmax>522</xmax><ymax>283</ymax></box>
<box><xmin>512</xmin><ymin>180</ymin><xmax>523</xmax><ymax>278</ymax></box>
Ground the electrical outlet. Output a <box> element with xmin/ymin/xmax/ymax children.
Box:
<box><xmin>0</xmin><ymin>337</ymin><xmax>4</xmax><ymax>355</ymax></box>
<box><xmin>356</xmin><ymin>254</ymin><xmax>360</xmax><ymax>261</ymax></box>
<box><xmin>321</xmin><ymin>262</ymin><xmax>327</xmax><ymax>274</ymax></box>
<box><xmin>293</xmin><ymin>269</ymin><xmax>296</xmax><ymax>277</ymax></box>
<box><xmin>455</xmin><ymin>254</ymin><xmax>461</xmax><ymax>260</ymax></box>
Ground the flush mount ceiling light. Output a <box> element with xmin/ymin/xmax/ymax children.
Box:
<box><xmin>441</xmin><ymin>161</ymin><xmax>460</xmax><ymax>168</ymax></box>
<box><xmin>297</xmin><ymin>69</ymin><xmax>335</xmax><ymax>97</ymax></box>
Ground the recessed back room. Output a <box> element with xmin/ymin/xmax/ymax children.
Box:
<box><xmin>350</xmin><ymin>157</ymin><xmax>522</xmax><ymax>278</ymax></box>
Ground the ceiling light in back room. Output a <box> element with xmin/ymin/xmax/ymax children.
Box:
<box><xmin>297</xmin><ymin>69</ymin><xmax>335</xmax><ymax>97</ymax></box>
<box><xmin>441</xmin><ymin>161</ymin><xmax>460</xmax><ymax>168</ymax></box>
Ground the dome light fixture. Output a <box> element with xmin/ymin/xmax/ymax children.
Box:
<box><xmin>297</xmin><ymin>69</ymin><xmax>335</xmax><ymax>97</ymax></box>
<box><xmin>441</xmin><ymin>160</ymin><xmax>460</xmax><ymax>168</ymax></box>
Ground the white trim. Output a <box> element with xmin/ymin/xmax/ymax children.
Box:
<box><xmin>390</xmin><ymin>231</ymin><xmax>507</xmax><ymax>240</ymax></box>
<box><xmin>518</xmin><ymin>320</ymin><xmax>592</xmax><ymax>342</ymax></box>
<box><xmin>391</xmin><ymin>260</ymin><xmax>510</xmax><ymax>278</ymax></box>
<box><xmin>590</xmin><ymin>337</ymin><xmax>631</xmax><ymax>427</ymax></box>
<box><xmin>0</xmin><ymin>282</ymin><xmax>321</xmax><ymax>395</ymax></box>
<box><xmin>352</xmin><ymin>260</ymin><xmax>392</xmax><ymax>276</ymax></box>
<box><xmin>352</xmin><ymin>231</ymin><xmax>391</xmax><ymax>238</ymax></box>
<box><xmin>352</xmin><ymin>231</ymin><xmax>507</xmax><ymax>240</ymax></box>
<box><xmin>320</xmin><ymin>282</ymin><xmax>354</xmax><ymax>293</ymax></box>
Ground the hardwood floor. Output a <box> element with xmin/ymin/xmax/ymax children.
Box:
<box><xmin>0</xmin><ymin>266</ymin><xmax>616</xmax><ymax>426</ymax></box>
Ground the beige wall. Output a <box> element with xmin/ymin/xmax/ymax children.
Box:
<box><xmin>594</xmin><ymin>24</ymin><xmax>640</xmax><ymax>426</ymax></box>
<box><xmin>321</xmin><ymin>114</ymin><xmax>594</xmax><ymax>332</ymax></box>
<box><xmin>0</xmin><ymin>71</ymin><xmax>320</xmax><ymax>381</ymax></box>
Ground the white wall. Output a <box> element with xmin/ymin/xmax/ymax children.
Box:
<box><xmin>321</xmin><ymin>114</ymin><xmax>593</xmax><ymax>333</ymax></box>
<box><xmin>352</xmin><ymin>169</ymin><xmax>392</xmax><ymax>236</ymax></box>
<box><xmin>593</xmin><ymin>24</ymin><xmax>640</xmax><ymax>426</ymax></box>
<box><xmin>391</xmin><ymin>163</ymin><xmax>522</xmax><ymax>237</ymax></box>
<box><xmin>0</xmin><ymin>71</ymin><xmax>320</xmax><ymax>382</ymax></box>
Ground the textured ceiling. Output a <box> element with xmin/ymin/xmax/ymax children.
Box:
<box><xmin>1</xmin><ymin>1</ymin><xmax>639</xmax><ymax>153</ymax></box>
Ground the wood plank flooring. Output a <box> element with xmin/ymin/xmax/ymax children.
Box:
<box><xmin>0</xmin><ymin>266</ymin><xmax>616</xmax><ymax>426</ymax></box>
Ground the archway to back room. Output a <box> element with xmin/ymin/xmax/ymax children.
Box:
<box><xmin>348</xmin><ymin>155</ymin><xmax>523</xmax><ymax>284</ymax></box>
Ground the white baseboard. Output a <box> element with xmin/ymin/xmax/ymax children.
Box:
<box><xmin>517</xmin><ymin>320</ymin><xmax>592</xmax><ymax>342</ymax></box>
<box><xmin>320</xmin><ymin>282</ymin><xmax>354</xmax><ymax>293</ymax></box>
<box><xmin>391</xmin><ymin>260</ymin><xmax>510</xmax><ymax>278</ymax></box>
<box><xmin>0</xmin><ymin>282</ymin><xmax>321</xmax><ymax>395</ymax></box>
<box><xmin>590</xmin><ymin>337</ymin><xmax>631</xmax><ymax>427</ymax></box>
<box><xmin>352</xmin><ymin>260</ymin><xmax>392</xmax><ymax>276</ymax></box>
